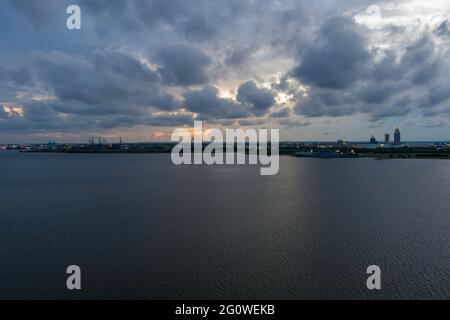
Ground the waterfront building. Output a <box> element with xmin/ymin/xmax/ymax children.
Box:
<box><xmin>370</xmin><ymin>135</ymin><xmax>378</xmax><ymax>144</ymax></box>
<box><xmin>385</xmin><ymin>134</ymin><xmax>390</xmax><ymax>144</ymax></box>
<box><xmin>394</xmin><ymin>128</ymin><xmax>401</xmax><ymax>145</ymax></box>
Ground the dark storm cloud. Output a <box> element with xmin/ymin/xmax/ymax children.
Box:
<box><xmin>31</xmin><ymin>51</ymin><xmax>179</xmax><ymax>114</ymax></box>
<box><xmin>400</xmin><ymin>37</ymin><xmax>438</xmax><ymax>85</ymax></box>
<box><xmin>0</xmin><ymin>48</ymin><xmax>186</xmax><ymax>133</ymax></box>
<box><xmin>364</xmin><ymin>95</ymin><xmax>413</xmax><ymax>122</ymax></box>
<box><xmin>182</xmin><ymin>80</ymin><xmax>275</xmax><ymax>120</ymax></box>
<box><xmin>357</xmin><ymin>84</ymin><xmax>398</xmax><ymax>105</ymax></box>
<box><xmin>292</xmin><ymin>16</ymin><xmax>370</xmax><ymax>89</ymax></box>
<box><xmin>0</xmin><ymin>99</ymin><xmax>193</xmax><ymax>133</ymax></box>
<box><xmin>272</xmin><ymin>76</ymin><xmax>292</xmax><ymax>92</ymax></box>
<box><xmin>154</xmin><ymin>44</ymin><xmax>211</xmax><ymax>86</ymax></box>
<box><xmin>2</xmin><ymin>0</ymin><xmax>450</xmax><ymax>139</ymax></box>
<box><xmin>371</xmin><ymin>36</ymin><xmax>439</xmax><ymax>86</ymax></box>
<box><xmin>372</xmin><ymin>53</ymin><xmax>404</xmax><ymax>82</ymax></box>
<box><xmin>292</xmin><ymin>15</ymin><xmax>446</xmax><ymax>121</ymax></box>
<box><xmin>78</xmin><ymin>0</ymin><xmax>249</xmax><ymax>41</ymax></box>
<box><xmin>417</xmin><ymin>85</ymin><xmax>450</xmax><ymax>118</ymax></box>
<box><xmin>0</xmin><ymin>100</ymin><xmax>90</xmax><ymax>132</ymax></box>
<box><xmin>224</xmin><ymin>47</ymin><xmax>252</xmax><ymax>66</ymax></box>
<box><xmin>426</xmin><ymin>86</ymin><xmax>450</xmax><ymax>106</ymax></box>
<box><xmin>236</xmin><ymin>81</ymin><xmax>275</xmax><ymax>116</ymax></box>
<box><xmin>183</xmin><ymin>86</ymin><xmax>249</xmax><ymax>119</ymax></box>
<box><xmin>294</xmin><ymin>83</ymin><xmax>411</xmax><ymax>120</ymax></box>
<box><xmin>181</xmin><ymin>15</ymin><xmax>217</xmax><ymax>42</ymax></box>
<box><xmin>94</xmin><ymin>50</ymin><xmax>160</xmax><ymax>83</ymax></box>
<box><xmin>2</xmin><ymin>0</ymin><xmax>310</xmax><ymax>134</ymax></box>
<box><xmin>0</xmin><ymin>64</ymin><xmax>32</xmax><ymax>85</ymax></box>
<box><xmin>295</xmin><ymin>87</ymin><xmax>359</xmax><ymax>118</ymax></box>
<box><xmin>270</xmin><ymin>107</ymin><xmax>291</xmax><ymax>118</ymax></box>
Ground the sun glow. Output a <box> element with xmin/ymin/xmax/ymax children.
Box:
<box><xmin>275</xmin><ymin>92</ymin><xmax>294</xmax><ymax>104</ymax></box>
<box><xmin>2</xmin><ymin>104</ymin><xmax>24</xmax><ymax>117</ymax></box>
<box><xmin>217</xmin><ymin>88</ymin><xmax>236</xmax><ymax>100</ymax></box>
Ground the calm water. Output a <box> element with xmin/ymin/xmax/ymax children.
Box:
<box><xmin>1</xmin><ymin>151</ymin><xmax>450</xmax><ymax>299</ymax></box>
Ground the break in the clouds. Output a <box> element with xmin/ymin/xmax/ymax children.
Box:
<box><xmin>1</xmin><ymin>0</ymin><xmax>450</xmax><ymax>142</ymax></box>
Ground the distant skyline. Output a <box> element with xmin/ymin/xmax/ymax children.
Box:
<box><xmin>1</xmin><ymin>0</ymin><xmax>450</xmax><ymax>143</ymax></box>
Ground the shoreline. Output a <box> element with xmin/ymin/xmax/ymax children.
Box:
<box><xmin>10</xmin><ymin>149</ymin><xmax>450</xmax><ymax>160</ymax></box>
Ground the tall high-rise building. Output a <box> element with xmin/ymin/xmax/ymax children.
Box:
<box><xmin>385</xmin><ymin>133</ymin><xmax>390</xmax><ymax>144</ymax></box>
<box><xmin>370</xmin><ymin>135</ymin><xmax>377</xmax><ymax>144</ymax></box>
<box><xmin>394</xmin><ymin>128</ymin><xmax>401</xmax><ymax>145</ymax></box>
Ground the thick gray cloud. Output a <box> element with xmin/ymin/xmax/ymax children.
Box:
<box><xmin>183</xmin><ymin>86</ymin><xmax>249</xmax><ymax>119</ymax></box>
<box><xmin>31</xmin><ymin>51</ymin><xmax>179</xmax><ymax>114</ymax></box>
<box><xmin>426</xmin><ymin>86</ymin><xmax>450</xmax><ymax>106</ymax></box>
<box><xmin>292</xmin><ymin>16</ymin><xmax>370</xmax><ymax>89</ymax></box>
<box><xmin>1</xmin><ymin>0</ymin><xmax>450</xmax><ymax>140</ymax></box>
<box><xmin>1</xmin><ymin>100</ymin><xmax>90</xmax><ymax>132</ymax></box>
<box><xmin>0</xmin><ymin>49</ymin><xmax>185</xmax><ymax>134</ymax></box>
<box><xmin>292</xmin><ymin>15</ymin><xmax>447</xmax><ymax>123</ymax></box>
<box><xmin>295</xmin><ymin>87</ymin><xmax>359</xmax><ymax>118</ymax></box>
<box><xmin>0</xmin><ymin>99</ymin><xmax>194</xmax><ymax>133</ymax></box>
<box><xmin>394</xmin><ymin>36</ymin><xmax>438</xmax><ymax>85</ymax></box>
<box><xmin>182</xmin><ymin>80</ymin><xmax>275</xmax><ymax>120</ymax></box>
<box><xmin>357</xmin><ymin>83</ymin><xmax>397</xmax><ymax>105</ymax></box>
<box><xmin>155</xmin><ymin>44</ymin><xmax>211</xmax><ymax>86</ymax></box>
<box><xmin>77</xmin><ymin>0</ymin><xmax>251</xmax><ymax>43</ymax></box>
<box><xmin>224</xmin><ymin>48</ymin><xmax>252</xmax><ymax>66</ymax></box>
<box><xmin>236</xmin><ymin>81</ymin><xmax>275</xmax><ymax>116</ymax></box>
<box><xmin>270</xmin><ymin>107</ymin><xmax>291</xmax><ymax>118</ymax></box>
<box><xmin>94</xmin><ymin>50</ymin><xmax>160</xmax><ymax>83</ymax></box>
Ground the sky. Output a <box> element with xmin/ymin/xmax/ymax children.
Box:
<box><xmin>0</xmin><ymin>0</ymin><xmax>450</xmax><ymax>143</ymax></box>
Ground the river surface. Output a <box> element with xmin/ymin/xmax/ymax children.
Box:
<box><xmin>1</xmin><ymin>151</ymin><xmax>450</xmax><ymax>299</ymax></box>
